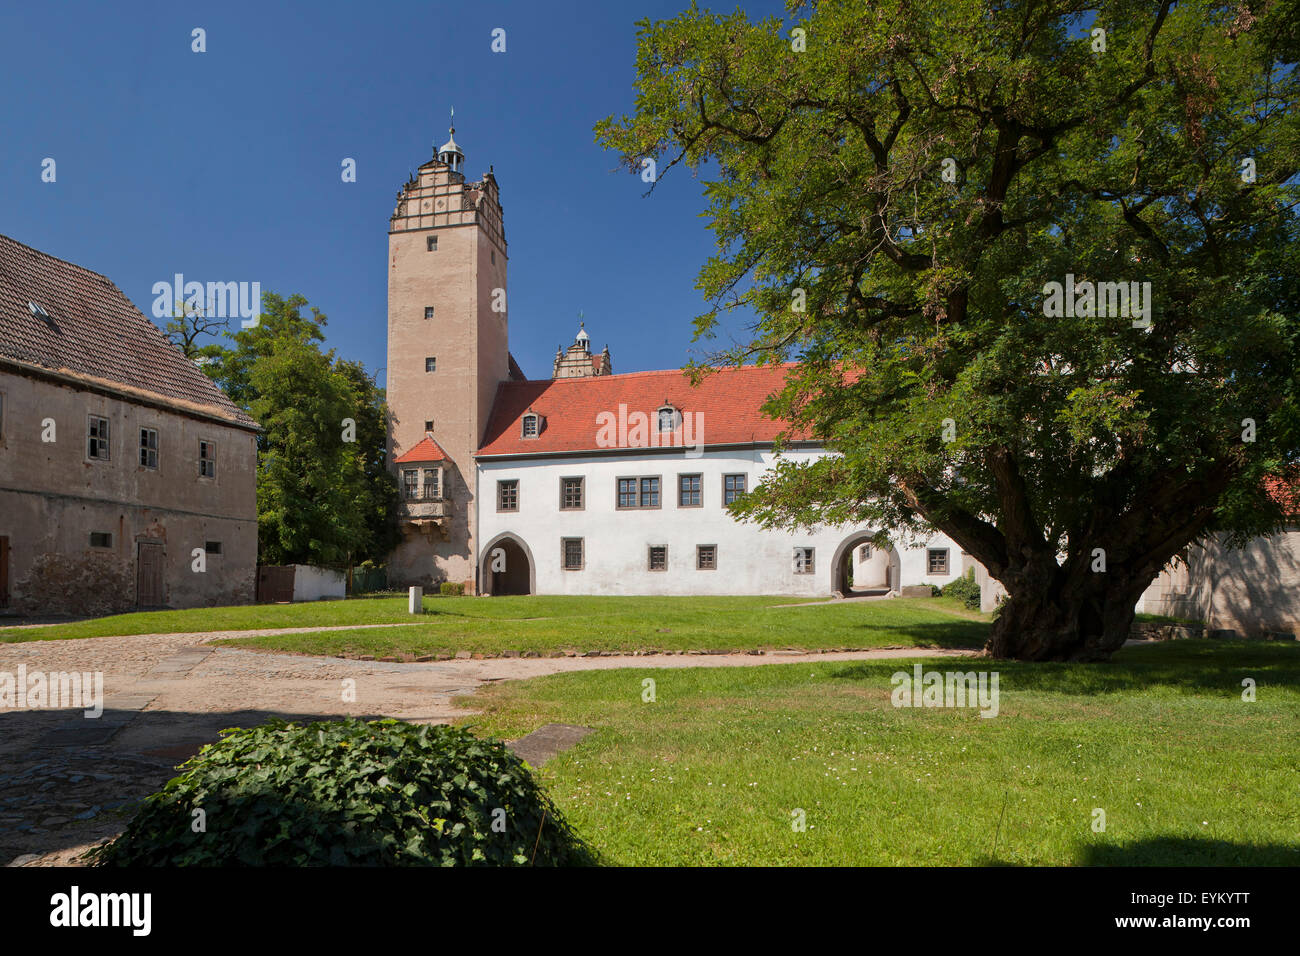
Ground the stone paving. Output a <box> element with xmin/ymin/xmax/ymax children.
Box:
<box><xmin>0</xmin><ymin>628</ymin><xmax>977</xmax><ymax>866</ymax></box>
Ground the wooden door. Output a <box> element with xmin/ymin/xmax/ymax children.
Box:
<box><xmin>137</xmin><ymin>541</ymin><xmax>165</xmax><ymax>608</ymax></box>
<box><xmin>257</xmin><ymin>565</ymin><xmax>295</xmax><ymax>603</ymax></box>
<box><xmin>0</xmin><ymin>535</ymin><xmax>8</xmax><ymax>607</ymax></box>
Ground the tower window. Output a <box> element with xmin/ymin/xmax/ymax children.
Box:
<box><xmin>425</xmin><ymin>357</ymin><xmax>437</xmax><ymax>373</ymax></box>
<box><xmin>424</xmin><ymin>307</ymin><xmax>435</xmax><ymax>320</ymax></box>
<box><xmin>424</xmin><ymin>421</ymin><xmax>434</xmax><ymax>433</ymax></box>
<box><xmin>491</xmin><ymin>250</ymin><xmax>496</xmax><ymax>264</ymax></box>
<box><xmin>427</xmin><ymin>236</ymin><xmax>438</xmax><ymax>252</ymax></box>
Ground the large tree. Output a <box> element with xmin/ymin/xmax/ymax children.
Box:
<box><xmin>201</xmin><ymin>293</ymin><xmax>399</xmax><ymax>567</ymax></box>
<box><xmin>597</xmin><ymin>0</ymin><xmax>1300</xmax><ymax>660</ymax></box>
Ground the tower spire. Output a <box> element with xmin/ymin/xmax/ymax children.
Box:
<box><xmin>437</xmin><ymin>107</ymin><xmax>464</xmax><ymax>174</ymax></box>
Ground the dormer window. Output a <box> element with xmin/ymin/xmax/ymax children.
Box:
<box><xmin>28</xmin><ymin>301</ymin><xmax>50</xmax><ymax>319</ymax></box>
<box><xmin>521</xmin><ymin>413</ymin><xmax>540</xmax><ymax>439</ymax></box>
<box><xmin>657</xmin><ymin>405</ymin><xmax>681</xmax><ymax>433</ymax></box>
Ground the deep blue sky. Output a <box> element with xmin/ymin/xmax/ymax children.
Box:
<box><xmin>1</xmin><ymin>0</ymin><xmax>780</xmax><ymax>385</ymax></box>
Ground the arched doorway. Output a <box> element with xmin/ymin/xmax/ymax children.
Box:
<box><xmin>479</xmin><ymin>533</ymin><xmax>535</xmax><ymax>596</ymax></box>
<box><xmin>830</xmin><ymin>531</ymin><xmax>899</xmax><ymax>598</ymax></box>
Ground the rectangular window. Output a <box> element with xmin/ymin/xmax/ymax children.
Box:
<box><xmin>794</xmin><ymin>547</ymin><xmax>815</xmax><ymax>574</ymax></box>
<box><xmin>498</xmin><ymin>479</ymin><xmax>519</xmax><ymax>512</ymax></box>
<box><xmin>423</xmin><ymin>468</ymin><xmax>440</xmax><ymax>499</ymax></box>
<box><xmin>697</xmin><ymin>545</ymin><xmax>717</xmax><ymax>570</ymax></box>
<box><xmin>859</xmin><ymin>545</ymin><xmax>871</xmax><ymax>560</ymax></box>
<box><xmin>88</xmin><ymin>415</ymin><xmax>110</xmax><ymax>460</ymax></box>
<box><xmin>648</xmin><ymin>545</ymin><xmax>667</xmax><ymax>571</ymax></box>
<box><xmin>678</xmin><ymin>473</ymin><xmax>702</xmax><ymax>507</ymax></box>
<box><xmin>424</xmin><ymin>306</ymin><xmax>435</xmax><ymax>320</ymax></box>
<box><xmin>640</xmin><ymin>477</ymin><xmax>660</xmax><ymax>508</ymax></box>
<box><xmin>205</xmin><ymin>541</ymin><xmax>222</xmax><ymax>555</ymax></box>
<box><xmin>560</xmin><ymin>476</ymin><xmax>584</xmax><ymax>510</ymax></box>
<box><xmin>424</xmin><ymin>420</ymin><xmax>434</xmax><ymax>433</ymax></box>
<box><xmin>521</xmin><ymin>415</ymin><xmax>539</xmax><ymax>438</ymax></box>
<box><xmin>425</xmin><ymin>357</ymin><xmax>437</xmax><ymax>372</ymax></box>
<box><xmin>491</xmin><ymin>250</ymin><xmax>496</xmax><ymax>264</ymax></box>
<box><xmin>928</xmin><ymin>548</ymin><xmax>950</xmax><ymax>575</ymax></box>
<box><xmin>723</xmin><ymin>473</ymin><xmax>747</xmax><ymax>505</ymax></box>
<box><xmin>0</xmin><ymin>391</ymin><xmax>5</xmax><ymax>441</ymax></box>
<box><xmin>562</xmin><ymin>537</ymin><xmax>584</xmax><ymax>570</ymax></box>
<box><xmin>199</xmin><ymin>440</ymin><xmax>216</xmax><ymax>478</ymax></box>
<box><xmin>403</xmin><ymin>469</ymin><xmax>419</xmax><ymax>499</ymax></box>
<box><xmin>89</xmin><ymin>532</ymin><xmax>113</xmax><ymax>548</ymax></box>
<box><xmin>139</xmin><ymin>428</ymin><xmax>159</xmax><ymax>469</ymax></box>
<box><xmin>617</xmin><ymin>476</ymin><xmax>661</xmax><ymax>509</ymax></box>
<box><xmin>426</xmin><ymin>236</ymin><xmax>438</xmax><ymax>252</ymax></box>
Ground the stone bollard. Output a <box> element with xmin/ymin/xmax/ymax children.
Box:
<box><xmin>408</xmin><ymin>586</ymin><xmax>423</xmax><ymax>615</ymax></box>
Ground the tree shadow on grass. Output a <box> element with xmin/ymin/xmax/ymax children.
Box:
<box><xmin>824</xmin><ymin>640</ymin><xmax>1300</xmax><ymax>695</ymax></box>
<box><xmin>1075</xmin><ymin>837</ymin><xmax>1300</xmax><ymax>866</ymax></box>
<box><xmin>836</xmin><ymin>620</ymin><xmax>989</xmax><ymax>648</ymax></box>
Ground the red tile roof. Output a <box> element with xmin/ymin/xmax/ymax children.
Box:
<box><xmin>1266</xmin><ymin>476</ymin><xmax>1300</xmax><ymax>517</ymax></box>
<box><xmin>395</xmin><ymin>436</ymin><xmax>450</xmax><ymax>463</ymax></box>
<box><xmin>478</xmin><ymin>364</ymin><xmax>807</xmax><ymax>457</ymax></box>
<box><xmin>0</xmin><ymin>233</ymin><xmax>256</xmax><ymax>428</ymax></box>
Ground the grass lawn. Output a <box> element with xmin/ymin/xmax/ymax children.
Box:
<box><xmin>210</xmin><ymin>595</ymin><xmax>988</xmax><ymax>657</ymax></box>
<box><xmin>0</xmin><ymin>594</ymin><xmax>990</xmax><ymax>657</ymax></box>
<box><xmin>459</xmin><ymin>640</ymin><xmax>1300</xmax><ymax>865</ymax></box>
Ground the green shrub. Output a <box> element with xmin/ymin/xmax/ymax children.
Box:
<box><xmin>940</xmin><ymin>568</ymin><xmax>982</xmax><ymax>610</ymax></box>
<box><xmin>439</xmin><ymin>581</ymin><xmax>465</xmax><ymax>596</ymax></box>
<box><xmin>92</xmin><ymin>718</ymin><xmax>596</xmax><ymax>867</ymax></box>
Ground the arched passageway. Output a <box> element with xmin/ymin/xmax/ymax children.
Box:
<box><xmin>480</xmin><ymin>533</ymin><xmax>535</xmax><ymax>596</ymax></box>
<box><xmin>830</xmin><ymin>531</ymin><xmax>899</xmax><ymax>598</ymax></box>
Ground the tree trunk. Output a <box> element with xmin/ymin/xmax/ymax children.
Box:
<box><xmin>986</xmin><ymin>565</ymin><xmax>1149</xmax><ymax>661</ymax></box>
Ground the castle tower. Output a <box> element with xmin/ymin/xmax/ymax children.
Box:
<box><xmin>386</xmin><ymin>116</ymin><xmax>509</xmax><ymax>591</ymax></box>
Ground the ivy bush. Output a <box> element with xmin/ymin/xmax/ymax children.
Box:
<box><xmin>940</xmin><ymin>568</ymin><xmax>982</xmax><ymax>610</ymax></box>
<box><xmin>92</xmin><ymin>718</ymin><xmax>596</xmax><ymax>867</ymax></box>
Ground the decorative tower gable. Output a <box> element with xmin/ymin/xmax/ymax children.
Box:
<box><xmin>553</xmin><ymin>320</ymin><xmax>613</xmax><ymax>379</ymax></box>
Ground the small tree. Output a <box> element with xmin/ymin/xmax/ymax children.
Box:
<box><xmin>204</xmin><ymin>292</ymin><xmax>399</xmax><ymax>566</ymax></box>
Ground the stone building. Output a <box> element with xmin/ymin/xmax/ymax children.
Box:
<box><xmin>384</xmin><ymin>125</ymin><xmax>974</xmax><ymax>596</ymax></box>
<box><xmin>0</xmin><ymin>233</ymin><xmax>258</xmax><ymax>616</ymax></box>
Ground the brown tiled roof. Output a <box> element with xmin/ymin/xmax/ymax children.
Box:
<box><xmin>507</xmin><ymin>352</ymin><xmax>527</xmax><ymax>382</ymax></box>
<box><xmin>478</xmin><ymin>363</ymin><xmax>810</xmax><ymax>457</ymax></box>
<box><xmin>0</xmin><ymin>233</ymin><xmax>256</xmax><ymax>429</ymax></box>
<box><xmin>394</xmin><ymin>436</ymin><xmax>450</xmax><ymax>463</ymax></box>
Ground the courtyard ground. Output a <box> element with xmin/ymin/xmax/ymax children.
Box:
<box><xmin>3</xmin><ymin>596</ymin><xmax>1293</xmax><ymax>866</ymax></box>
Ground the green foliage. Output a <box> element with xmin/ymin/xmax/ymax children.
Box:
<box><xmin>92</xmin><ymin>718</ymin><xmax>596</xmax><ymax>867</ymax></box>
<box><xmin>941</xmin><ymin>568</ymin><xmax>982</xmax><ymax>610</ymax></box>
<box><xmin>200</xmin><ymin>293</ymin><xmax>399</xmax><ymax>566</ymax></box>
<box><xmin>440</xmin><ymin>581</ymin><xmax>466</xmax><ymax>597</ymax></box>
<box><xmin>597</xmin><ymin>0</ymin><xmax>1300</xmax><ymax>656</ymax></box>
